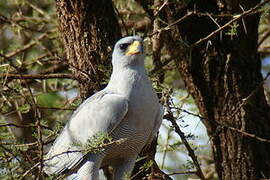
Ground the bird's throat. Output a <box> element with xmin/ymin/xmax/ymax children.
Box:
<box><xmin>107</xmin><ymin>68</ymin><xmax>149</xmax><ymax>97</ymax></box>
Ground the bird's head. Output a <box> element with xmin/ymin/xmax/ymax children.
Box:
<box><xmin>112</xmin><ymin>36</ymin><xmax>144</xmax><ymax>68</ymax></box>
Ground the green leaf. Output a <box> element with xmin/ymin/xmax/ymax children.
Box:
<box><xmin>17</xmin><ymin>104</ymin><xmax>30</xmax><ymax>113</ymax></box>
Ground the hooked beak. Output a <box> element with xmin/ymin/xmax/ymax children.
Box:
<box><xmin>125</xmin><ymin>41</ymin><xmax>142</xmax><ymax>56</ymax></box>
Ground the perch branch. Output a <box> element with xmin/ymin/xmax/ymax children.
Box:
<box><xmin>164</xmin><ymin>113</ymin><xmax>206</xmax><ymax>180</ymax></box>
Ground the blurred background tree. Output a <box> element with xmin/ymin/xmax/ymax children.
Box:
<box><xmin>0</xmin><ymin>0</ymin><xmax>270</xmax><ymax>180</ymax></box>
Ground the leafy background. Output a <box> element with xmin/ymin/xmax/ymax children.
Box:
<box><xmin>0</xmin><ymin>0</ymin><xmax>270</xmax><ymax>179</ymax></box>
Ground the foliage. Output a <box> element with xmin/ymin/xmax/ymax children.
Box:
<box><xmin>0</xmin><ymin>0</ymin><xmax>269</xmax><ymax>180</ymax></box>
<box><xmin>73</xmin><ymin>132</ymin><xmax>113</xmax><ymax>154</ymax></box>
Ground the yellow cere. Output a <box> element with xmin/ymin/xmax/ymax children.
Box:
<box><xmin>125</xmin><ymin>41</ymin><xmax>141</xmax><ymax>56</ymax></box>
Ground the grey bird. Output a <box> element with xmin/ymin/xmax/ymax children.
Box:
<box><xmin>44</xmin><ymin>36</ymin><xmax>163</xmax><ymax>180</ymax></box>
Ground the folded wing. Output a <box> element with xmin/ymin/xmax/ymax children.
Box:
<box><xmin>44</xmin><ymin>91</ymin><xmax>128</xmax><ymax>175</ymax></box>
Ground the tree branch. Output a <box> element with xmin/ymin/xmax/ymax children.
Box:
<box><xmin>6</xmin><ymin>30</ymin><xmax>56</xmax><ymax>58</ymax></box>
<box><xmin>0</xmin><ymin>73</ymin><xmax>74</xmax><ymax>80</ymax></box>
<box><xmin>164</xmin><ymin>113</ymin><xmax>206</xmax><ymax>180</ymax></box>
<box><xmin>190</xmin><ymin>0</ymin><xmax>270</xmax><ymax>48</ymax></box>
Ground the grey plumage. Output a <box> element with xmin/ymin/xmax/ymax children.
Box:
<box><xmin>44</xmin><ymin>36</ymin><xmax>163</xmax><ymax>180</ymax></box>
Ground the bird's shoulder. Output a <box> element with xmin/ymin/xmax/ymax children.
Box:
<box><xmin>66</xmin><ymin>89</ymin><xmax>129</xmax><ymax>143</ymax></box>
<box><xmin>70</xmin><ymin>90</ymin><xmax>128</xmax><ymax>120</ymax></box>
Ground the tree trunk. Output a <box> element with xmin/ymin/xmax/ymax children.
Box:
<box><xmin>55</xmin><ymin>0</ymin><xmax>122</xmax><ymax>179</ymax></box>
<box><xmin>54</xmin><ymin>1</ymin><xmax>169</xmax><ymax>179</ymax></box>
<box><xmin>55</xmin><ymin>0</ymin><xmax>121</xmax><ymax>98</ymax></box>
<box><xmin>163</xmin><ymin>1</ymin><xmax>270</xmax><ymax>179</ymax></box>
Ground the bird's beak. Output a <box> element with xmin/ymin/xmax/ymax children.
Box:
<box><xmin>125</xmin><ymin>41</ymin><xmax>142</xmax><ymax>56</ymax></box>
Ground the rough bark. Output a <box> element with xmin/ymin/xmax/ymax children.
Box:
<box><xmin>55</xmin><ymin>0</ymin><xmax>121</xmax><ymax>98</ymax></box>
<box><xmin>55</xmin><ymin>1</ymin><xmax>165</xmax><ymax>179</ymax></box>
<box><xmin>55</xmin><ymin>0</ymin><xmax>122</xmax><ymax>179</ymax></box>
<box><xmin>163</xmin><ymin>0</ymin><xmax>270</xmax><ymax>179</ymax></box>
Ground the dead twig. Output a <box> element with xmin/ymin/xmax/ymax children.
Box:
<box><xmin>164</xmin><ymin>113</ymin><xmax>206</xmax><ymax>180</ymax></box>
<box><xmin>0</xmin><ymin>123</ymin><xmax>52</xmax><ymax>131</ymax></box>
<box><xmin>22</xmin><ymin>79</ymin><xmax>45</xmax><ymax>179</ymax></box>
<box><xmin>190</xmin><ymin>0</ymin><xmax>270</xmax><ymax>48</ymax></box>
<box><xmin>154</xmin><ymin>0</ymin><xmax>168</xmax><ymax>17</ymax></box>
<box><xmin>167</xmin><ymin>170</ymin><xmax>197</xmax><ymax>176</ymax></box>
<box><xmin>6</xmin><ymin>30</ymin><xmax>56</xmax><ymax>58</ymax></box>
<box><xmin>149</xmin><ymin>11</ymin><xmax>195</xmax><ymax>37</ymax></box>
<box><xmin>0</xmin><ymin>13</ymin><xmax>46</xmax><ymax>33</ymax></box>
<box><xmin>0</xmin><ymin>73</ymin><xmax>73</xmax><ymax>80</ymax></box>
<box><xmin>36</xmin><ymin>106</ymin><xmax>74</xmax><ymax>111</ymax></box>
<box><xmin>217</xmin><ymin>123</ymin><xmax>270</xmax><ymax>144</ymax></box>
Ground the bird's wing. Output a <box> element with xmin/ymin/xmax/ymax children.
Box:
<box><xmin>145</xmin><ymin>105</ymin><xmax>164</xmax><ymax>146</ymax></box>
<box><xmin>153</xmin><ymin>105</ymin><xmax>163</xmax><ymax>134</ymax></box>
<box><xmin>144</xmin><ymin>105</ymin><xmax>163</xmax><ymax>147</ymax></box>
<box><xmin>44</xmin><ymin>91</ymin><xmax>128</xmax><ymax>175</ymax></box>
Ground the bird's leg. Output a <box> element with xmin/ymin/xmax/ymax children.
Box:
<box><xmin>112</xmin><ymin>157</ymin><xmax>136</xmax><ymax>180</ymax></box>
<box><xmin>77</xmin><ymin>155</ymin><xmax>103</xmax><ymax>180</ymax></box>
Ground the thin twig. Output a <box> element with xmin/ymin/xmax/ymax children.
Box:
<box><xmin>0</xmin><ymin>144</ymin><xmax>22</xmax><ymax>162</ymax></box>
<box><xmin>0</xmin><ymin>73</ymin><xmax>73</xmax><ymax>80</ymax></box>
<box><xmin>149</xmin><ymin>11</ymin><xmax>195</xmax><ymax>37</ymax></box>
<box><xmin>167</xmin><ymin>170</ymin><xmax>197</xmax><ymax>176</ymax></box>
<box><xmin>44</xmin><ymin>138</ymin><xmax>127</xmax><ymax>163</ymax></box>
<box><xmin>0</xmin><ymin>123</ymin><xmax>52</xmax><ymax>131</ymax></box>
<box><xmin>25</xmin><ymin>1</ymin><xmax>51</xmax><ymax>21</ymax></box>
<box><xmin>0</xmin><ymin>134</ymin><xmax>53</xmax><ymax>147</ymax></box>
<box><xmin>150</xmin><ymin>56</ymin><xmax>175</xmax><ymax>75</ymax></box>
<box><xmin>224</xmin><ymin>73</ymin><xmax>270</xmax><ymax>126</ymax></box>
<box><xmin>37</xmin><ymin>106</ymin><xmax>74</xmax><ymax>111</ymax></box>
<box><xmin>164</xmin><ymin>113</ymin><xmax>206</xmax><ymax>180</ymax></box>
<box><xmin>190</xmin><ymin>0</ymin><xmax>270</xmax><ymax>48</ymax></box>
<box><xmin>19</xmin><ymin>162</ymin><xmax>40</xmax><ymax>180</ymax></box>
<box><xmin>22</xmin><ymin>79</ymin><xmax>44</xmax><ymax>179</ymax></box>
<box><xmin>217</xmin><ymin>123</ymin><xmax>270</xmax><ymax>143</ymax></box>
<box><xmin>6</xmin><ymin>30</ymin><xmax>56</xmax><ymax>58</ymax></box>
<box><xmin>20</xmin><ymin>138</ymin><xmax>127</xmax><ymax>179</ymax></box>
<box><xmin>154</xmin><ymin>0</ymin><xmax>168</xmax><ymax>17</ymax></box>
<box><xmin>173</xmin><ymin>107</ymin><xmax>204</xmax><ymax>120</ymax></box>
<box><xmin>114</xmin><ymin>5</ymin><xmax>129</xmax><ymax>36</ymax></box>
<box><xmin>214</xmin><ymin>73</ymin><xmax>270</xmax><ymax>143</ymax></box>
<box><xmin>161</xmin><ymin>127</ymin><xmax>172</xmax><ymax>169</ymax></box>
<box><xmin>258</xmin><ymin>28</ymin><xmax>270</xmax><ymax>47</ymax></box>
<box><xmin>0</xmin><ymin>13</ymin><xmax>46</xmax><ymax>33</ymax></box>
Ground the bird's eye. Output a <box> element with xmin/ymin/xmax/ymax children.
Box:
<box><xmin>119</xmin><ymin>43</ymin><xmax>129</xmax><ymax>50</ymax></box>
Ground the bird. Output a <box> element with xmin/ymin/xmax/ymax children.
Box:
<box><xmin>44</xmin><ymin>36</ymin><xmax>163</xmax><ymax>180</ymax></box>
